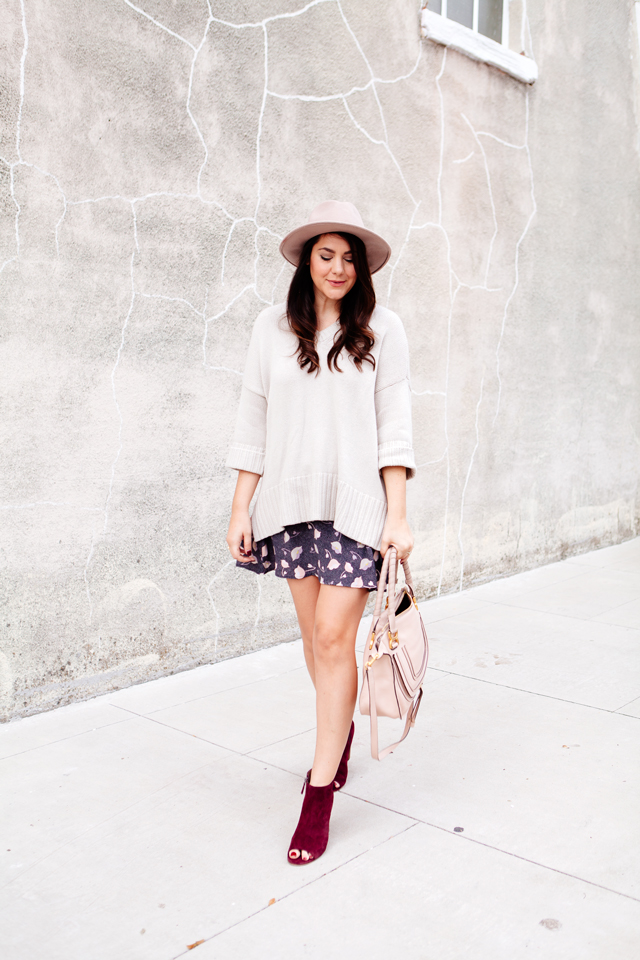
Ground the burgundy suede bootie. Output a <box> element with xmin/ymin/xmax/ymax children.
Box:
<box><xmin>333</xmin><ymin>721</ymin><xmax>355</xmax><ymax>791</ymax></box>
<box><xmin>287</xmin><ymin>776</ymin><xmax>335</xmax><ymax>865</ymax></box>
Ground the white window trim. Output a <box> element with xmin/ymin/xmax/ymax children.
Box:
<box><xmin>421</xmin><ymin>7</ymin><xmax>538</xmax><ymax>84</ymax></box>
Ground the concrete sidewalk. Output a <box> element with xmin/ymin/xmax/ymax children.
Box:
<box><xmin>2</xmin><ymin>539</ymin><xmax>639</xmax><ymax>959</ymax></box>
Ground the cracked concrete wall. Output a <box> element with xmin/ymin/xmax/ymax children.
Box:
<box><xmin>1</xmin><ymin>0</ymin><xmax>639</xmax><ymax>719</ymax></box>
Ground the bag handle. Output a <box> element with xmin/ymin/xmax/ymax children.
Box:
<box><xmin>372</xmin><ymin>546</ymin><xmax>415</xmax><ymax>637</ymax></box>
<box><xmin>372</xmin><ymin>547</ymin><xmax>393</xmax><ymax>620</ymax></box>
<box><xmin>401</xmin><ymin>555</ymin><xmax>414</xmax><ymax>592</ymax></box>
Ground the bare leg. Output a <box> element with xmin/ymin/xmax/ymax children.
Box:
<box><xmin>309</xmin><ymin>585</ymin><xmax>368</xmax><ymax>786</ymax></box>
<box><xmin>287</xmin><ymin>580</ymin><xmax>368</xmax><ymax>860</ymax></box>
<box><xmin>287</xmin><ymin>576</ymin><xmax>321</xmax><ymax>686</ymax></box>
<box><xmin>288</xmin><ymin>580</ymin><xmax>368</xmax><ymax>786</ymax></box>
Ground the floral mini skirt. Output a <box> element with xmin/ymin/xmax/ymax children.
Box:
<box><xmin>237</xmin><ymin>521</ymin><xmax>383</xmax><ymax>590</ymax></box>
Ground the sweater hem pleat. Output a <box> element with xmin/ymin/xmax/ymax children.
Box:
<box><xmin>252</xmin><ymin>474</ymin><xmax>387</xmax><ymax>550</ymax></box>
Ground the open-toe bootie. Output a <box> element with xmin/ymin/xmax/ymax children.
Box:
<box><xmin>288</xmin><ymin>776</ymin><xmax>334</xmax><ymax>865</ymax></box>
<box><xmin>333</xmin><ymin>721</ymin><xmax>355</xmax><ymax>791</ymax></box>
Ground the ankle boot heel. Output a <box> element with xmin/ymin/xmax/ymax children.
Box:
<box><xmin>287</xmin><ymin>776</ymin><xmax>334</xmax><ymax>865</ymax></box>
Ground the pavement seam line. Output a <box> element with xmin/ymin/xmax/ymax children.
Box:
<box><xmin>169</xmin><ymin>820</ymin><xmax>421</xmax><ymax>958</ymax></box>
<box><xmin>0</xmin><ymin>753</ymin><xmax>226</xmax><ymax>896</ymax></box>
<box><xmin>336</xmin><ymin>793</ymin><xmax>640</xmax><ymax>904</ymax></box>
<box><xmin>427</xmin><ymin>666</ymin><xmax>640</xmax><ymax>715</ymax></box>
<box><xmin>135</xmin><ymin>661</ymin><xmax>310</xmax><ymax>715</ymax></box>
<box><xmin>453</xmin><ymin>562</ymin><xmax>593</xmax><ymax>602</ymax></box>
<box><xmin>0</xmin><ymin>714</ymin><xmax>134</xmax><ymax>762</ymax></box>
<box><xmin>242</xmin><ymin>753</ymin><xmax>424</xmax><ymax>824</ymax></box>
<box><xmin>477</xmin><ymin>595</ymin><xmax>640</xmax><ymax>625</ymax></box>
<box><xmin>111</xmin><ymin>704</ymin><xmax>321</xmax><ymax>758</ymax></box>
<box><xmin>613</xmin><ymin>694</ymin><xmax>640</xmax><ymax>711</ymax></box>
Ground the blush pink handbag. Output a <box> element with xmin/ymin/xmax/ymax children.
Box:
<box><xmin>359</xmin><ymin>546</ymin><xmax>428</xmax><ymax>760</ymax></box>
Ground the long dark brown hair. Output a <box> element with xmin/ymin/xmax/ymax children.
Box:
<box><xmin>286</xmin><ymin>232</ymin><xmax>376</xmax><ymax>374</ymax></box>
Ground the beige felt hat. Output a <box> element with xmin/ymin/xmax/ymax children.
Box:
<box><xmin>279</xmin><ymin>201</ymin><xmax>392</xmax><ymax>274</ymax></box>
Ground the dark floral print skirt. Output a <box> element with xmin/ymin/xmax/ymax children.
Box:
<box><xmin>237</xmin><ymin>521</ymin><xmax>383</xmax><ymax>590</ymax></box>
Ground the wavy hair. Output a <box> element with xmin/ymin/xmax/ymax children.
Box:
<box><xmin>286</xmin><ymin>232</ymin><xmax>376</xmax><ymax>374</ymax></box>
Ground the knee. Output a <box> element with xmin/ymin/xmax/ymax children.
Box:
<box><xmin>313</xmin><ymin>620</ymin><xmax>349</xmax><ymax>664</ymax></box>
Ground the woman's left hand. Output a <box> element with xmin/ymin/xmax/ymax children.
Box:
<box><xmin>380</xmin><ymin>516</ymin><xmax>413</xmax><ymax>562</ymax></box>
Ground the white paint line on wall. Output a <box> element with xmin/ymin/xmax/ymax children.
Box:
<box><xmin>337</xmin><ymin>0</ymin><xmax>390</xmax><ymax>145</ymax></box>
<box><xmin>123</xmin><ymin>0</ymin><xmax>197</xmax><ymax>50</ymax></box>
<box><xmin>16</xmin><ymin>0</ymin><xmax>28</xmax><ymax>162</ymax></box>
<box><xmin>83</xmin><ymin>241</ymin><xmax>137</xmax><ymax>623</ymax></box>
<box><xmin>461</xmin><ymin>113</ymin><xmax>499</xmax><ymax>287</ymax></box>
<box><xmin>385</xmin><ymin>202</ymin><xmax>422</xmax><ymax>307</ymax></box>
<box><xmin>457</xmin><ymin>373</ymin><xmax>485</xmax><ymax>589</ymax></box>
<box><xmin>206</xmin><ymin>558</ymin><xmax>236</xmax><ymax>652</ymax></box>
<box><xmin>437</xmin><ymin>48</ymin><xmax>453</xmax><ymax>595</ymax></box>
<box><xmin>103</xmin><ymin>249</ymin><xmax>137</xmax><ymax>540</ymax></box>
<box><xmin>492</xmin><ymin>91</ymin><xmax>537</xmax><ymax>426</ymax></box>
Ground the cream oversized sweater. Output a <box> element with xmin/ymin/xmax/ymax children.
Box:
<box><xmin>226</xmin><ymin>303</ymin><xmax>416</xmax><ymax>550</ymax></box>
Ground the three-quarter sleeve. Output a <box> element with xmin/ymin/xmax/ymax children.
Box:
<box><xmin>374</xmin><ymin>314</ymin><xmax>416</xmax><ymax>480</ymax></box>
<box><xmin>226</xmin><ymin>320</ymin><xmax>267</xmax><ymax>475</ymax></box>
<box><xmin>375</xmin><ymin>379</ymin><xmax>416</xmax><ymax>479</ymax></box>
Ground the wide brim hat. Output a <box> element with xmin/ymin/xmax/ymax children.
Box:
<box><xmin>279</xmin><ymin>200</ymin><xmax>392</xmax><ymax>274</ymax></box>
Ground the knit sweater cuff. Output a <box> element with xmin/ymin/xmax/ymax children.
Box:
<box><xmin>378</xmin><ymin>441</ymin><xmax>416</xmax><ymax>480</ymax></box>
<box><xmin>226</xmin><ymin>444</ymin><xmax>265</xmax><ymax>475</ymax></box>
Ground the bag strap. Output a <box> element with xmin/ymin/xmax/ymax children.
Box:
<box><xmin>372</xmin><ymin>547</ymin><xmax>415</xmax><ymax>619</ymax></box>
<box><xmin>373</xmin><ymin>546</ymin><xmax>402</xmax><ymax>634</ymax></box>
<box><xmin>388</xmin><ymin>549</ymin><xmax>398</xmax><ymax>637</ymax></box>
<box><xmin>372</xmin><ymin>547</ymin><xmax>393</xmax><ymax>620</ymax></box>
<box><xmin>367</xmin><ymin>664</ymin><xmax>424</xmax><ymax>761</ymax></box>
<box><xmin>401</xmin><ymin>555</ymin><xmax>414</xmax><ymax>593</ymax></box>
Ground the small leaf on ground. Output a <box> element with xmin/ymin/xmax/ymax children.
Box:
<box><xmin>268</xmin><ymin>898</ymin><xmax>276</xmax><ymax>905</ymax></box>
<box><xmin>187</xmin><ymin>940</ymin><xmax>205</xmax><ymax>950</ymax></box>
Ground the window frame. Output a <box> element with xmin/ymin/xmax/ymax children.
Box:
<box><xmin>432</xmin><ymin>0</ymin><xmax>509</xmax><ymax>47</ymax></box>
<box><xmin>421</xmin><ymin>2</ymin><xmax>538</xmax><ymax>84</ymax></box>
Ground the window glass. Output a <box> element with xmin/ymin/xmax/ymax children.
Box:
<box><xmin>478</xmin><ymin>0</ymin><xmax>503</xmax><ymax>42</ymax></box>
<box><xmin>447</xmin><ymin>0</ymin><xmax>473</xmax><ymax>30</ymax></box>
<box><xmin>429</xmin><ymin>0</ymin><xmax>442</xmax><ymax>12</ymax></box>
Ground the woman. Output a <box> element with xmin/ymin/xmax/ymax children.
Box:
<box><xmin>226</xmin><ymin>200</ymin><xmax>415</xmax><ymax>864</ymax></box>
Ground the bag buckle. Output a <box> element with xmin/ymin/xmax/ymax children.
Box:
<box><xmin>388</xmin><ymin>629</ymin><xmax>399</xmax><ymax>650</ymax></box>
<box><xmin>365</xmin><ymin>649</ymin><xmax>382</xmax><ymax>669</ymax></box>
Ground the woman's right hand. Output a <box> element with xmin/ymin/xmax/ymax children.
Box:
<box><xmin>226</xmin><ymin>508</ymin><xmax>255</xmax><ymax>563</ymax></box>
<box><xmin>226</xmin><ymin>470</ymin><xmax>261</xmax><ymax>562</ymax></box>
